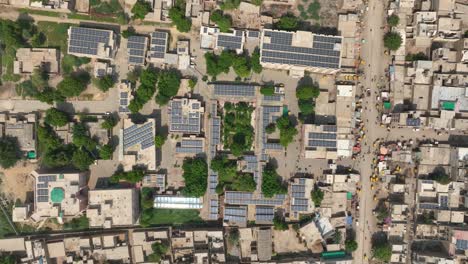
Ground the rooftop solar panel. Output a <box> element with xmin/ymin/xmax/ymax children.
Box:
<box><xmin>213</xmin><ymin>84</ymin><xmax>255</xmax><ymax>97</ymax></box>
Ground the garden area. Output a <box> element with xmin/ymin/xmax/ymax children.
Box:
<box><xmin>211</xmin><ymin>155</ymin><xmax>257</xmax><ymax>194</ymax></box>
<box><xmin>222</xmin><ymin>102</ymin><xmax>255</xmax><ymax>157</ymax></box>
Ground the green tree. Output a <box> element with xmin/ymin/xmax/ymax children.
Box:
<box><xmin>405</xmin><ymin>52</ymin><xmax>428</xmax><ymax>61</ymax></box>
<box><xmin>373</xmin><ymin>242</ymin><xmax>392</xmax><ymax>262</ymax></box>
<box><xmin>94</xmin><ymin>75</ymin><xmax>115</xmax><ymax>92</ymax></box>
<box><xmin>387</xmin><ymin>14</ymin><xmax>399</xmax><ymax>27</ymax></box>
<box><xmin>57</xmin><ymin>75</ymin><xmax>89</xmax><ymax>98</ymax></box>
<box><xmin>231</xmin><ymin>173</ymin><xmax>256</xmax><ymax>192</ymax></box>
<box><xmin>345</xmin><ymin>240</ymin><xmax>358</xmax><ymax>252</ymax></box>
<box><xmin>72</xmin><ymin>149</ymin><xmax>94</xmax><ymax>171</ymax></box>
<box><xmin>37</xmin><ymin>125</ymin><xmax>62</xmax><ymax>151</ymax></box>
<box><xmin>276</xmin><ymin>116</ymin><xmax>298</xmax><ymax>147</ymax></box>
<box><xmin>220</xmin><ymin>0</ymin><xmax>240</xmax><ymax>10</ymax></box>
<box><xmin>99</xmin><ymin>144</ymin><xmax>114</xmax><ymax>160</ymax></box>
<box><xmin>429</xmin><ymin>171</ymin><xmax>451</xmax><ymax>185</ymax></box>
<box><xmin>154</xmin><ymin>134</ymin><xmax>167</xmax><ymax>148</ymax></box>
<box><xmin>169</xmin><ymin>6</ymin><xmax>192</xmax><ymax>32</ymax></box>
<box><xmin>311</xmin><ymin>187</ymin><xmax>324</xmax><ymax>206</ymax></box>
<box><xmin>131</xmin><ymin>0</ymin><xmax>152</xmax><ymax>20</ymax></box>
<box><xmin>155</xmin><ymin>70</ymin><xmax>181</xmax><ymax>105</ymax></box>
<box><xmin>129</xmin><ymin>67</ymin><xmax>158</xmax><ymax>113</ymax></box>
<box><xmin>276</xmin><ymin>14</ymin><xmax>299</xmax><ymax>31</ymax></box>
<box><xmin>262</xmin><ymin>163</ymin><xmax>287</xmax><ymax>198</ymax></box>
<box><xmin>188</xmin><ymin>78</ymin><xmax>197</xmax><ymax>89</ymax></box>
<box><xmin>0</xmin><ymin>137</ymin><xmax>21</xmax><ymax>169</ymax></box>
<box><xmin>72</xmin><ymin>123</ymin><xmax>97</xmax><ymax>151</ymax></box>
<box><xmin>232</xmin><ymin>55</ymin><xmax>251</xmax><ymax>78</ymax></box>
<box><xmin>64</xmin><ymin>215</ymin><xmax>89</xmax><ymax>230</ymax></box>
<box><xmin>251</xmin><ymin>48</ymin><xmax>263</xmax><ymax>73</ymax></box>
<box><xmin>121</xmin><ymin>27</ymin><xmax>136</xmax><ymax>38</ymax></box>
<box><xmin>296</xmin><ymin>85</ymin><xmax>320</xmax><ymax>100</ymax></box>
<box><xmin>31</xmin><ymin>68</ymin><xmax>48</xmax><ymax>89</ymax></box>
<box><xmin>251</xmin><ymin>0</ymin><xmax>262</xmax><ymax>6</ymax></box>
<box><xmin>101</xmin><ymin>115</ymin><xmax>118</xmax><ymax>129</ymax></box>
<box><xmin>210</xmin><ymin>10</ymin><xmax>232</xmax><ymax>33</ymax></box>
<box><xmin>298</xmin><ymin>100</ymin><xmax>315</xmax><ymax>115</ymax></box>
<box><xmin>182</xmin><ymin>157</ymin><xmax>208</xmax><ymax>197</ymax></box>
<box><xmin>383</xmin><ymin>32</ymin><xmax>402</xmax><ymax>51</ymax></box>
<box><xmin>45</xmin><ymin>108</ymin><xmax>69</xmax><ymax>127</ymax></box>
<box><xmin>36</xmin><ymin>88</ymin><xmax>65</xmax><ymax>105</ymax></box>
<box><xmin>42</xmin><ymin>145</ymin><xmax>74</xmax><ymax>168</ymax></box>
<box><xmin>273</xmin><ymin>215</ymin><xmax>288</xmax><ymax>230</ymax></box>
<box><xmin>265</xmin><ymin>123</ymin><xmax>276</xmax><ymax>134</ymax></box>
<box><xmin>141</xmin><ymin>187</ymin><xmax>154</xmax><ymax>209</ymax></box>
<box><xmin>148</xmin><ymin>242</ymin><xmax>169</xmax><ymax>262</ymax></box>
<box><xmin>110</xmin><ymin>169</ymin><xmax>145</xmax><ymax>183</ymax></box>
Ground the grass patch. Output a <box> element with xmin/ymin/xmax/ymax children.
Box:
<box><xmin>0</xmin><ymin>46</ymin><xmax>21</xmax><ymax>82</ymax></box>
<box><xmin>36</xmin><ymin>21</ymin><xmax>72</xmax><ymax>53</ymax></box>
<box><xmin>67</xmin><ymin>12</ymin><xmax>128</xmax><ymax>24</ymax></box>
<box><xmin>307</xmin><ymin>0</ymin><xmax>320</xmax><ymax>20</ymax></box>
<box><xmin>140</xmin><ymin>209</ymin><xmax>203</xmax><ymax>226</ymax></box>
<box><xmin>19</xmin><ymin>8</ymin><xmax>62</xmax><ymax>17</ymax></box>
<box><xmin>0</xmin><ymin>210</ymin><xmax>15</xmax><ymax>238</ymax></box>
<box><xmin>90</xmin><ymin>0</ymin><xmax>123</xmax><ymax>14</ymax></box>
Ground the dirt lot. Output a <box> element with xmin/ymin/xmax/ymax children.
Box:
<box><xmin>0</xmin><ymin>162</ymin><xmax>37</xmax><ymax>203</ymax></box>
<box><xmin>273</xmin><ymin>227</ymin><xmax>308</xmax><ymax>253</ymax></box>
<box><xmin>295</xmin><ymin>0</ymin><xmax>340</xmax><ymax>28</ymax></box>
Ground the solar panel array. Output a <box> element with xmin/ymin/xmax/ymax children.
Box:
<box><xmin>224</xmin><ymin>206</ymin><xmax>247</xmax><ymax>223</ymax></box>
<box><xmin>154</xmin><ymin>196</ymin><xmax>202</xmax><ymax>209</ymax></box>
<box><xmin>209</xmin><ymin>173</ymin><xmax>218</xmax><ymax>194</ymax></box>
<box><xmin>263</xmin><ymin>95</ymin><xmax>283</xmax><ymax>102</ymax></box>
<box><xmin>119</xmin><ymin>91</ymin><xmax>129</xmax><ymax>113</ymax></box>
<box><xmin>128</xmin><ymin>35</ymin><xmax>147</xmax><ymax>65</ymax></box>
<box><xmin>290</xmin><ymin>179</ymin><xmax>311</xmax><ymax>213</ymax></box>
<box><xmin>261</xmin><ymin>29</ymin><xmax>341</xmax><ymax>69</ymax></box>
<box><xmin>169</xmin><ymin>100</ymin><xmax>201</xmax><ymax>134</ymax></box>
<box><xmin>456</xmin><ymin>239</ymin><xmax>468</xmax><ymax>250</ymax></box>
<box><xmin>406</xmin><ymin>118</ymin><xmax>421</xmax><ymax>127</ymax></box>
<box><xmin>419</xmin><ymin>203</ymin><xmax>439</xmax><ymax>210</ymax></box>
<box><xmin>439</xmin><ymin>195</ymin><xmax>448</xmax><ymax>209</ymax></box>
<box><xmin>243</xmin><ymin>155</ymin><xmax>257</xmax><ymax>173</ymax></box>
<box><xmin>217</xmin><ymin>33</ymin><xmax>243</xmax><ymax>50</ymax></box>
<box><xmin>69</xmin><ymin>27</ymin><xmax>112</xmax><ymax>56</ymax></box>
<box><xmin>209</xmin><ymin>199</ymin><xmax>219</xmax><ymax>220</ymax></box>
<box><xmin>149</xmin><ymin>31</ymin><xmax>168</xmax><ymax>59</ymax></box>
<box><xmin>36</xmin><ymin>175</ymin><xmax>57</xmax><ymax>203</ymax></box>
<box><xmin>213</xmin><ymin>84</ymin><xmax>255</xmax><ymax>98</ymax></box>
<box><xmin>123</xmin><ymin>122</ymin><xmax>154</xmax><ymax>150</ymax></box>
<box><xmin>262</xmin><ymin>106</ymin><xmax>282</xmax><ymax>151</ymax></box>
<box><xmin>255</xmin><ymin>206</ymin><xmax>274</xmax><ymax>222</ymax></box>
<box><xmin>176</xmin><ymin>139</ymin><xmax>204</xmax><ymax>154</ymax></box>
<box><xmin>308</xmin><ymin>128</ymin><xmax>337</xmax><ymax>150</ymax></box>
<box><xmin>225</xmin><ymin>191</ymin><xmax>285</xmax><ymax>206</ymax></box>
<box><xmin>247</xmin><ymin>30</ymin><xmax>260</xmax><ymax>38</ymax></box>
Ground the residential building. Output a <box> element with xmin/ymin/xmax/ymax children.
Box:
<box><xmin>13</xmin><ymin>48</ymin><xmax>60</xmax><ymax>74</ymax></box>
<box><xmin>127</xmin><ymin>35</ymin><xmax>148</xmax><ymax>65</ymax></box>
<box><xmin>168</xmin><ymin>98</ymin><xmax>204</xmax><ymax>135</ymax></box>
<box><xmin>31</xmin><ymin>171</ymin><xmax>87</xmax><ymax>222</ymax></box>
<box><xmin>119</xmin><ymin>118</ymin><xmax>156</xmax><ymax>171</ymax></box>
<box><xmin>0</xmin><ymin>113</ymin><xmax>37</xmax><ymax>158</ymax></box>
<box><xmin>67</xmin><ymin>26</ymin><xmax>117</xmax><ymax>59</ymax></box>
<box><xmin>87</xmin><ymin>188</ymin><xmax>140</xmax><ymax>228</ymax></box>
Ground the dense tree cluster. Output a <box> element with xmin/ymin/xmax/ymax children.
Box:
<box><xmin>296</xmin><ymin>84</ymin><xmax>320</xmax><ymax>117</ymax></box>
<box><xmin>345</xmin><ymin>240</ymin><xmax>358</xmax><ymax>252</ymax></box>
<box><xmin>276</xmin><ymin>14</ymin><xmax>299</xmax><ymax>31</ymax></box>
<box><xmin>220</xmin><ymin>0</ymin><xmax>240</xmax><ymax>10</ymax></box>
<box><xmin>94</xmin><ymin>75</ymin><xmax>115</xmax><ymax>92</ymax></box>
<box><xmin>205</xmin><ymin>50</ymin><xmax>259</xmax><ymax>79</ymax></box>
<box><xmin>273</xmin><ymin>215</ymin><xmax>288</xmax><ymax>230</ymax></box>
<box><xmin>210</xmin><ymin>10</ymin><xmax>232</xmax><ymax>33</ymax></box>
<box><xmin>131</xmin><ymin>0</ymin><xmax>152</xmax><ymax>20</ymax></box>
<box><xmin>148</xmin><ymin>242</ymin><xmax>169</xmax><ymax>262</ymax></box>
<box><xmin>98</xmin><ymin>144</ymin><xmax>114</xmax><ymax>160</ymax></box>
<box><xmin>383</xmin><ymin>32</ymin><xmax>402</xmax><ymax>51</ymax></box>
<box><xmin>222</xmin><ymin>102</ymin><xmax>255</xmax><ymax>156</ymax></box>
<box><xmin>101</xmin><ymin>115</ymin><xmax>118</xmax><ymax>130</ymax></box>
<box><xmin>45</xmin><ymin>108</ymin><xmax>69</xmax><ymax>127</ymax></box>
<box><xmin>265</xmin><ymin>123</ymin><xmax>276</xmax><ymax>134</ymax></box>
<box><xmin>110</xmin><ymin>169</ymin><xmax>145</xmax><ymax>183</ymax></box>
<box><xmin>57</xmin><ymin>72</ymin><xmax>90</xmax><ymax>98</ymax></box>
<box><xmin>0</xmin><ymin>137</ymin><xmax>21</xmax><ymax>169</ymax></box>
<box><xmin>261</xmin><ymin>163</ymin><xmax>287</xmax><ymax>198</ymax></box>
<box><xmin>16</xmin><ymin>68</ymin><xmax>65</xmax><ymax>104</ymax></box>
<box><xmin>275</xmin><ymin>116</ymin><xmax>298</xmax><ymax>147</ymax></box>
<box><xmin>128</xmin><ymin>68</ymin><xmax>158</xmax><ymax>113</ymax></box>
<box><xmin>211</xmin><ymin>155</ymin><xmax>256</xmax><ymax>193</ymax></box>
<box><xmin>155</xmin><ymin>70</ymin><xmax>181</xmax><ymax>105</ymax></box>
<box><xmin>311</xmin><ymin>187</ymin><xmax>324</xmax><ymax>207</ymax></box>
<box><xmin>182</xmin><ymin>157</ymin><xmax>208</xmax><ymax>197</ymax></box>
<box><xmin>373</xmin><ymin>241</ymin><xmax>392</xmax><ymax>262</ymax></box>
<box><xmin>168</xmin><ymin>0</ymin><xmax>192</xmax><ymax>32</ymax></box>
<box><xmin>251</xmin><ymin>49</ymin><xmax>263</xmax><ymax>74</ymax></box>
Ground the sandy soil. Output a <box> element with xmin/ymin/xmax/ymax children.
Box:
<box><xmin>273</xmin><ymin>227</ymin><xmax>308</xmax><ymax>253</ymax></box>
<box><xmin>0</xmin><ymin>162</ymin><xmax>37</xmax><ymax>203</ymax></box>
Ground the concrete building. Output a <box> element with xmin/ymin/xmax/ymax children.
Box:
<box><xmin>260</xmin><ymin>29</ymin><xmax>342</xmax><ymax>77</ymax></box>
<box><xmin>127</xmin><ymin>35</ymin><xmax>148</xmax><ymax>65</ymax></box>
<box><xmin>31</xmin><ymin>171</ymin><xmax>87</xmax><ymax>222</ymax></box>
<box><xmin>0</xmin><ymin>113</ymin><xmax>37</xmax><ymax>157</ymax></box>
<box><xmin>120</xmin><ymin>118</ymin><xmax>156</xmax><ymax>171</ymax></box>
<box><xmin>289</xmin><ymin>178</ymin><xmax>315</xmax><ymax>220</ymax></box>
<box><xmin>14</xmin><ymin>48</ymin><xmax>60</xmax><ymax>75</ymax></box>
<box><xmin>168</xmin><ymin>98</ymin><xmax>204</xmax><ymax>135</ymax></box>
<box><xmin>67</xmin><ymin>26</ymin><xmax>117</xmax><ymax>59</ymax></box>
<box><xmin>153</xmin><ymin>195</ymin><xmax>203</xmax><ymax>209</ymax></box>
<box><xmin>175</xmin><ymin>137</ymin><xmax>205</xmax><ymax>155</ymax></box>
<box><xmin>87</xmin><ymin>188</ymin><xmax>139</xmax><ymax>228</ymax></box>
<box><xmin>148</xmin><ymin>31</ymin><xmax>169</xmax><ymax>64</ymax></box>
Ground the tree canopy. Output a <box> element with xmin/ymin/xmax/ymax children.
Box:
<box><xmin>311</xmin><ymin>187</ymin><xmax>324</xmax><ymax>207</ymax></box>
<box><xmin>57</xmin><ymin>74</ymin><xmax>89</xmax><ymax>98</ymax></box>
<box><xmin>383</xmin><ymin>32</ymin><xmax>402</xmax><ymax>51</ymax></box>
<box><xmin>210</xmin><ymin>10</ymin><xmax>232</xmax><ymax>33</ymax></box>
<box><xmin>72</xmin><ymin>149</ymin><xmax>94</xmax><ymax>171</ymax></box>
<box><xmin>148</xmin><ymin>242</ymin><xmax>169</xmax><ymax>262</ymax></box>
<box><xmin>154</xmin><ymin>134</ymin><xmax>167</xmax><ymax>148</ymax></box>
<box><xmin>373</xmin><ymin>242</ymin><xmax>392</xmax><ymax>262</ymax></box>
<box><xmin>182</xmin><ymin>157</ymin><xmax>208</xmax><ymax>197</ymax></box>
<box><xmin>276</xmin><ymin>14</ymin><xmax>299</xmax><ymax>31</ymax></box>
<box><xmin>345</xmin><ymin>240</ymin><xmax>358</xmax><ymax>252</ymax></box>
<box><xmin>110</xmin><ymin>169</ymin><xmax>145</xmax><ymax>184</ymax></box>
<box><xmin>155</xmin><ymin>70</ymin><xmax>181</xmax><ymax>105</ymax></box>
<box><xmin>211</xmin><ymin>155</ymin><xmax>256</xmax><ymax>193</ymax></box>
<box><xmin>101</xmin><ymin>115</ymin><xmax>118</xmax><ymax>130</ymax></box>
<box><xmin>128</xmin><ymin>68</ymin><xmax>158</xmax><ymax>113</ymax></box>
<box><xmin>131</xmin><ymin>0</ymin><xmax>152</xmax><ymax>20</ymax></box>
<box><xmin>387</xmin><ymin>14</ymin><xmax>399</xmax><ymax>27</ymax></box>
<box><xmin>99</xmin><ymin>144</ymin><xmax>114</xmax><ymax>160</ymax></box>
<box><xmin>94</xmin><ymin>75</ymin><xmax>115</xmax><ymax>92</ymax></box>
<box><xmin>262</xmin><ymin>163</ymin><xmax>287</xmax><ymax>198</ymax></box>
<box><xmin>251</xmin><ymin>48</ymin><xmax>263</xmax><ymax>73</ymax></box>
<box><xmin>296</xmin><ymin>85</ymin><xmax>320</xmax><ymax>100</ymax></box>
<box><xmin>273</xmin><ymin>215</ymin><xmax>288</xmax><ymax>230</ymax></box>
<box><xmin>0</xmin><ymin>137</ymin><xmax>21</xmax><ymax>169</ymax></box>
<box><xmin>169</xmin><ymin>3</ymin><xmax>192</xmax><ymax>33</ymax></box>
<box><xmin>275</xmin><ymin>116</ymin><xmax>298</xmax><ymax>147</ymax></box>
<box><xmin>222</xmin><ymin>102</ymin><xmax>255</xmax><ymax>156</ymax></box>
<box><xmin>72</xmin><ymin>123</ymin><xmax>97</xmax><ymax>151</ymax></box>
<box><xmin>220</xmin><ymin>0</ymin><xmax>241</xmax><ymax>10</ymax></box>
<box><xmin>45</xmin><ymin>108</ymin><xmax>69</xmax><ymax>127</ymax></box>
